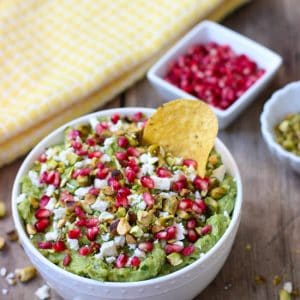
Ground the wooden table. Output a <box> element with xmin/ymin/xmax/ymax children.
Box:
<box><xmin>1</xmin><ymin>0</ymin><xmax>299</xmax><ymax>299</ymax></box>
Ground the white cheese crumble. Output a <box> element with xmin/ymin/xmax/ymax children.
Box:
<box><xmin>40</xmin><ymin>163</ymin><xmax>48</xmax><ymax>175</ymax></box>
<box><xmin>175</xmin><ymin>223</ymin><xmax>186</xmax><ymax>241</ymax></box>
<box><xmin>114</xmin><ymin>236</ymin><xmax>125</xmax><ymax>247</ymax></box>
<box><xmin>35</xmin><ymin>284</ymin><xmax>50</xmax><ymax>300</ymax></box>
<box><xmin>45</xmin><ymin>197</ymin><xmax>56</xmax><ymax>211</ymax></box>
<box><xmin>212</xmin><ymin>165</ymin><xmax>226</xmax><ymax>182</ymax></box>
<box><xmin>45</xmin><ymin>148</ymin><xmax>56</xmax><ymax>159</ymax></box>
<box><xmin>109</xmin><ymin>120</ymin><xmax>123</xmax><ymax>132</ymax></box>
<box><xmin>91</xmin><ymin>200</ymin><xmax>108</xmax><ymax>212</ymax></box>
<box><xmin>99</xmin><ymin>211</ymin><xmax>114</xmax><ymax>221</ymax></box>
<box><xmin>67</xmin><ymin>238</ymin><xmax>79</xmax><ymax>250</ymax></box>
<box><xmin>100</xmin><ymin>154</ymin><xmax>111</xmax><ymax>162</ymax></box>
<box><xmin>139</xmin><ymin>153</ymin><xmax>158</xmax><ymax>164</ymax></box>
<box><xmin>45</xmin><ymin>184</ymin><xmax>55</xmax><ymax>197</ymax></box>
<box><xmin>16</xmin><ymin>193</ymin><xmax>26</xmax><ymax>203</ymax></box>
<box><xmin>128</xmin><ymin>194</ymin><xmax>146</xmax><ymax>210</ymax></box>
<box><xmin>95</xmin><ymin>241</ymin><xmax>118</xmax><ymax>259</ymax></box>
<box><xmin>105</xmin><ymin>256</ymin><xmax>116</xmax><ymax>264</ymax></box>
<box><xmin>101</xmin><ymin>233</ymin><xmax>111</xmax><ymax>242</ymax></box>
<box><xmin>140</xmin><ymin>163</ymin><xmax>155</xmax><ymax>176</ymax></box>
<box><xmin>89</xmin><ymin>117</ymin><xmax>99</xmax><ymax>130</ymax></box>
<box><xmin>128</xmin><ymin>244</ymin><xmax>137</xmax><ymax>250</ymax></box>
<box><xmin>74</xmin><ymin>186</ymin><xmax>92</xmax><ymax>198</ymax></box>
<box><xmin>133</xmin><ymin>248</ymin><xmax>146</xmax><ymax>258</ymax></box>
<box><xmin>150</xmin><ymin>176</ymin><xmax>171</xmax><ymax>190</ymax></box>
<box><xmin>53</xmin><ymin>207</ymin><xmax>66</xmax><ymax>220</ymax></box>
<box><xmin>94</xmin><ymin>178</ymin><xmax>108</xmax><ymax>189</ymax></box>
<box><xmin>28</xmin><ymin>170</ymin><xmax>41</xmax><ymax>187</ymax></box>
<box><xmin>45</xmin><ymin>230</ymin><xmax>58</xmax><ymax>241</ymax></box>
<box><xmin>103</xmin><ymin>136</ymin><xmax>115</xmax><ymax>150</ymax></box>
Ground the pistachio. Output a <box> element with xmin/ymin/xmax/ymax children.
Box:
<box><xmin>84</xmin><ymin>193</ymin><xmax>96</xmax><ymax>205</ymax></box>
<box><xmin>148</xmin><ymin>144</ymin><xmax>159</xmax><ymax>156</ymax></box>
<box><xmin>0</xmin><ymin>201</ymin><xmax>6</xmax><ymax>218</ymax></box>
<box><xmin>77</xmin><ymin>175</ymin><xmax>90</xmax><ymax>186</ymax></box>
<box><xmin>125</xmin><ymin>234</ymin><xmax>136</xmax><ymax>244</ymax></box>
<box><xmin>179</xmin><ymin>188</ymin><xmax>190</xmax><ymax>197</ymax></box>
<box><xmin>210</xmin><ymin>187</ymin><xmax>226</xmax><ymax>199</ymax></box>
<box><xmin>0</xmin><ymin>236</ymin><xmax>6</xmax><ymax>250</ymax></box>
<box><xmin>7</xmin><ymin>229</ymin><xmax>18</xmax><ymax>242</ymax></box>
<box><xmin>57</xmin><ymin>218</ymin><xmax>66</xmax><ymax>228</ymax></box>
<box><xmin>167</xmin><ymin>253</ymin><xmax>183</xmax><ymax>266</ymax></box>
<box><xmin>130</xmin><ymin>225</ymin><xmax>144</xmax><ymax>238</ymax></box>
<box><xmin>137</xmin><ymin>211</ymin><xmax>152</xmax><ymax>226</ymax></box>
<box><xmin>26</xmin><ymin>224</ymin><xmax>37</xmax><ymax>235</ymax></box>
<box><xmin>117</xmin><ymin>217</ymin><xmax>131</xmax><ymax>235</ymax></box>
<box><xmin>151</xmin><ymin>224</ymin><xmax>165</xmax><ymax>234</ymax></box>
<box><xmin>102</xmin><ymin>186</ymin><xmax>114</xmax><ymax>196</ymax></box>
<box><xmin>159</xmin><ymin>215</ymin><xmax>174</xmax><ymax>227</ymax></box>
<box><xmin>163</xmin><ymin>196</ymin><xmax>178</xmax><ymax>215</ymax></box>
<box><xmin>116</xmin><ymin>207</ymin><xmax>126</xmax><ymax>218</ymax></box>
<box><xmin>16</xmin><ymin>266</ymin><xmax>37</xmax><ymax>282</ymax></box>
<box><xmin>204</xmin><ymin>197</ymin><xmax>218</xmax><ymax>213</ymax></box>
<box><xmin>208</xmin><ymin>154</ymin><xmax>219</xmax><ymax>166</ymax></box>
<box><xmin>28</xmin><ymin>197</ymin><xmax>39</xmax><ymax>208</ymax></box>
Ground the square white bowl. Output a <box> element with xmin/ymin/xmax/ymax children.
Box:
<box><xmin>147</xmin><ymin>20</ymin><xmax>282</xmax><ymax>129</ymax></box>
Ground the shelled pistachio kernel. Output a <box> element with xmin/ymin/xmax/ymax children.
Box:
<box><xmin>0</xmin><ymin>201</ymin><xmax>6</xmax><ymax>218</ymax></box>
<box><xmin>16</xmin><ymin>266</ymin><xmax>37</xmax><ymax>282</ymax></box>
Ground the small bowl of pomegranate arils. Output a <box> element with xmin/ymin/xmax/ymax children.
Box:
<box><xmin>147</xmin><ymin>20</ymin><xmax>282</xmax><ymax>129</ymax></box>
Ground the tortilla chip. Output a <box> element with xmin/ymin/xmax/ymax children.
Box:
<box><xmin>142</xmin><ymin>99</ymin><xmax>218</xmax><ymax>177</ymax></box>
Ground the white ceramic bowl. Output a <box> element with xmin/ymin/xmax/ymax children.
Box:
<box><xmin>260</xmin><ymin>81</ymin><xmax>300</xmax><ymax>174</ymax></box>
<box><xmin>147</xmin><ymin>20</ymin><xmax>282</xmax><ymax>129</ymax></box>
<box><xmin>12</xmin><ymin>107</ymin><xmax>243</xmax><ymax>300</ymax></box>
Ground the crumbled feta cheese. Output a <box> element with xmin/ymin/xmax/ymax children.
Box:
<box><xmin>212</xmin><ymin>165</ymin><xmax>226</xmax><ymax>182</ymax></box>
<box><xmin>45</xmin><ymin>185</ymin><xmax>55</xmax><ymax>197</ymax></box>
<box><xmin>74</xmin><ymin>186</ymin><xmax>92</xmax><ymax>198</ymax></box>
<box><xmin>139</xmin><ymin>153</ymin><xmax>158</xmax><ymax>164</ymax></box>
<box><xmin>283</xmin><ymin>282</ymin><xmax>293</xmax><ymax>294</ymax></box>
<box><xmin>186</xmin><ymin>167</ymin><xmax>197</xmax><ymax>181</ymax></box>
<box><xmin>28</xmin><ymin>170</ymin><xmax>41</xmax><ymax>187</ymax></box>
<box><xmin>137</xmin><ymin>121</ymin><xmax>144</xmax><ymax>129</ymax></box>
<box><xmin>45</xmin><ymin>230</ymin><xmax>58</xmax><ymax>241</ymax></box>
<box><xmin>35</xmin><ymin>284</ymin><xmax>50</xmax><ymax>300</ymax></box>
<box><xmin>5</xmin><ymin>273</ymin><xmax>15</xmax><ymax>285</ymax></box>
<box><xmin>109</xmin><ymin>120</ymin><xmax>123</xmax><ymax>132</ymax></box>
<box><xmin>133</xmin><ymin>248</ymin><xmax>146</xmax><ymax>258</ymax></box>
<box><xmin>100</xmin><ymin>154</ymin><xmax>111</xmax><ymax>162</ymax></box>
<box><xmin>159</xmin><ymin>212</ymin><xmax>169</xmax><ymax>217</ymax></box>
<box><xmin>101</xmin><ymin>233</ymin><xmax>111</xmax><ymax>242</ymax></box>
<box><xmin>16</xmin><ymin>193</ymin><xmax>26</xmax><ymax>203</ymax></box>
<box><xmin>195</xmin><ymin>191</ymin><xmax>201</xmax><ymax>199</ymax></box>
<box><xmin>53</xmin><ymin>207</ymin><xmax>66</xmax><ymax>220</ymax></box>
<box><xmin>128</xmin><ymin>244</ymin><xmax>137</xmax><ymax>250</ymax></box>
<box><xmin>67</xmin><ymin>238</ymin><xmax>79</xmax><ymax>250</ymax></box>
<box><xmin>140</xmin><ymin>163</ymin><xmax>155</xmax><ymax>176</ymax></box>
<box><xmin>173</xmin><ymin>241</ymin><xmax>184</xmax><ymax>247</ymax></box>
<box><xmin>95</xmin><ymin>241</ymin><xmax>118</xmax><ymax>259</ymax></box>
<box><xmin>175</xmin><ymin>223</ymin><xmax>186</xmax><ymax>241</ymax></box>
<box><xmin>103</xmin><ymin>137</ymin><xmax>115</xmax><ymax>149</ymax></box>
<box><xmin>0</xmin><ymin>267</ymin><xmax>7</xmax><ymax>277</ymax></box>
<box><xmin>91</xmin><ymin>200</ymin><xmax>108</xmax><ymax>212</ymax></box>
<box><xmin>44</xmin><ymin>197</ymin><xmax>56</xmax><ymax>211</ymax></box>
<box><xmin>114</xmin><ymin>236</ymin><xmax>125</xmax><ymax>247</ymax></box>
<box><xmin>40</xmin><ymin>163</ymin><xmax>48</xmax><ymax>175</ymax></box>
<box><xmin>150</xmin><ymin>176</ymin><xmax>171</xmax><ymax>190</ymax></box>
<box><xmin>54</xmin><ymin>148</ymin><xmax>73</xmax><ymax>165</ymax></box>
<box><xmin>74</xmin><ymin>161</ymin><xmax>84</xmax><ymax>168</ymax></box>
<box><xmin>105</xmin><ymin>256</ymin><xmax>116</xmax><ymax>264</ymax></box>
<box><xmin>94</xmin><ymin>179</ymin><xmax>108</xmax><ymax>189</ymax></box>
<box><xmin>128</xmin><ymin>194</ymin><xmax>146</xmax><ymax>210</ymax></box>
<box><xmin>89</xmin><ymin>117</ymin><xmax>99</xmax><ymax>130</ymax></box>
<box><xmin>45</xmin><ymin>148</ymin><xmax>55</xmax><ymax>159</ymax></box>
<box><xmin>99</xmin><ymin>211</ymin><xmax>114</xmax><ymax>221</ymax></box>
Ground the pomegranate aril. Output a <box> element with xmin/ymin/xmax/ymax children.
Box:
<box><xmin>201</xmin><ymin>225</ymin><xmax>212</xmax><ymax>235</ymax></box>
<box><xmin>140</xmin><ymin>176</ymin><xmax>155</xmax><ymax>189</ymax></box>
<box><xmin>164</xmin><ymin>243</ymin><xmax>184</xmax><ymax>254</ymax></box>
<box><xmin>35</xmin><ymin>218</ymin><xmax>50</xmax><ymax>232</ymax></box>
<box><xmin>108</xmin><ymin>177</ymin><xmax>121</xmax><ymax>191</ymax></box>
<box><xmin>156</xmin><ymin>167</ymin><xmax>172</xmax><ymax>178</ymax></box>
<box><xmin>115</xmin><ymin>253</ymin><xmax>128</xmax><ymax>268</ymax></box>
<box><xmin>187</xmin><ymin>229</ymin><xmax>198</xmax><ymax>242</ymax></box>
<box><xmin>115</xmin><ymin>194</ymin><xmax>129</xmax><ymax>208</ymax></box>
<box><xmin>75</xmin><ymin>218</ymin><xmax>87</xmax><ymax>227</ymax></box>
<box><xmin>186</xmin><ymin>218</ymin><xmax>197</xmax><ymax>229</ymax></box>
<box><xmin>127</xmin><ymin>147</ymin><xmax>140</xmax><ymax>157</ymax></box>
<box><xmin>131</xmin><ymin>112</ymin><xmax>143</xmax><ymax>122</ymax></box>
<box><xmin>85</xmin><ymin>218</ymin><xmax>99</xmax><ymax>228</ymax></box>
<box><xmin>118</xmin><ymin>136</ymin><xmax>128</xmax><ymax>148</ymax></box>
<box><xmin>125</xmin><ymin>168</ymin><xmax>136</xmax><ymax>183</ymax></box>
<box><xmin>68</xmin><ymin>228</ymin><xmax>81</xmax><ymax>239</ymax></box>
<box><xmin>74</xmin><ymin>206</ymin><xmax>85</xmax><ymax>218</ymax></box>
<box><xmin>71</xmin><ymin>141</ymin><xmax>82</xmax><ymax>150</ymax></box>
<box><xmin>156</xmin><ymin>231</ymin><xmax>168</xmax><ymax>240</ymax></box>
<box><xmin>115</xmin><ymin>151</ymin><xmax>128</xmax><ymax>161</ymax></box>
<box><xmin>182</xmin><ymin>244</ymin><xmax>195</xmax><ymax>256</ymax></box>
<box><xmin>63</xmin><ymin>253</ymin><xmax>72</xmax><ymax>266</ymax></box>
<box><xmin>138</xmin><ymin>241</ymin><xmax>153</xmax><ymax>253</ymax></box>
<box><xmin>86</xmin><ymin>137</ymin><xmax>96</xmax><ymax>146</ymax></box>
<box><xmin>130</xmin><ymin>256</ymin><xmax>141</xmax><ymax>267</ymax></box>
<box><xmin>68</xmin><ymin>129</ymin><xmax>81</xmax><ymax>140</ymax></box>
<box><xmin>166</xmin><ymin>226</ymin><xmax>177</xmax><ymax>239</ymax></box>
<box><xmin>111</xmin><ymin>113</ymin><xmax>120</xmax><ymax>124</ymax></box>
<box><xmin>178</xmin><ymin>199</ymin><xmax>193</xmax><ymax>210</ymax></box>
<box><xmin>195</xmin><ymin>199</ymin><xmax>207</xmax><ymax>212</ymax></box>
<box><xmin>127</xmin><ymin>159</ymin><xmax>140</xmax><ymax>172</ymax></box>
<box><xmin>88</xmin><ymin>187</ymin><xmax>100</xmax><ymax>196</ymax></box>
<box><xmin>38</xmin><ymin>241</ymin><xmax>53</xmax><ymax>249</ymax></box>
<box><xmin>192</xmin><ymin>203</ymin><xmax>203</xmax><ymax>214</ymax></box>
<box><xmin>86</xmin><ymin>227</ymin><xmax>99</xmax><ymax>241</ymax></box>
<box><xmin>88</xmin><ymin>151</ymin><xmax>102</xmax><ymax>159</ymax></box>
<box><xmin>39</xmin><ymin>195</ymin><xmax>50</xmax><ymax>208</ymax></box>
<box><xmin>53</xmin><ymin>240</ymin><xmax>66</xmax><ymax>252</ymax></box>
<box><xmin>79</xmin><ymin>246</ymin><xmax>91</xmax><ymax>256</ymax></box>
<box><xmin>38</xmin><ymin>153</ymin><xmax>47</xmax><ymax>163</ymax></box>
<box><xmin>193</xmin><ymin>176</ymin><xmax>209</xmax><ymax>191</ymax></box>
<box><xmin>96</xmin><ymin>167</ymin><xmax>109</xmax><ymax>179</ymax></box>
<box><xmin>183</xmin><ymin>159</ymin><xmax>198</xmax><ymax>169</ymax></box>
<box><xmin>35</xmin><ymin>208</ymin><xmax>52</xmax><ymax>219</ymax></box>
<box><xmin>142</xmin><ymin>192</ymin><xmax>155</xmax><ymax>207</ymax></box>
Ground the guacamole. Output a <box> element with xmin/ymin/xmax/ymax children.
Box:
<box><xmin>18</xmin><ymin>112</ymin><xmax>236</xmax><ymax>282</ymax></box>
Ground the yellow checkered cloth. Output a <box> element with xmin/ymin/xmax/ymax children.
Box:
<box><xmin>0</xmin><ymin>0</ymin><xmax>248</xmax><ymax>167</ymax></box>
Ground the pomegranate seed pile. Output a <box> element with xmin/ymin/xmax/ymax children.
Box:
<box><xmin>164</xmin><ymin>42</ymin><xmax>265</xmax><ymax>109</ymax></box>
<box><xmin>18</xmin><ymin>112</ymin><xmax>236</xmax><ymax>281</ymax></box>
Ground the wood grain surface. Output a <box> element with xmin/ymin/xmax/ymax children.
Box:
<box><xmin>1</xmin><ymin>0</ymin><xmax>300</xmax><ymax>299</ymax></box>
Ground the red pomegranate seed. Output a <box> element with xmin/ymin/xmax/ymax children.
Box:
<box><xmin>60</xmin><ymin>190</ymin><xmax>74</xmax><ymax>203</ymax></box>
<box><xmin>75</xmin><ymin>218</ymin><xmax>87</xmax><ymax>227</ymax></box>
<box><xmin>141</xmin><ymin>176</ymin><xmax>155</xmax><ymax>189</ymax></box>
<box><xmin>115</xmin><ymin>194</ymin><xmax>129</xmax><ymax>208</ymax></box>
<box><xmin>75</xmin><ymin>149</ymin><xmax>88</xmax><ymax>156</ymax></box>
<box><xmin>68</xmin><ymin>228</ymin><xmax>81</xmax><ymax>239</ymax></box>
<box><xmin>138</xmin><ymin>241</ymin><xmax>154</xmax><ymax>253</ymax></box>
<box><xmin>111</xmin><ymin>113</ymin><xmax>120</xmax><ymax>124</ymax></box>
<box><xmin>39</xmin><ymin>195</ymin><xmax>50</xmax><ymax>208</ymax></box>
<box><xmin>96</xmin><ymin>167</ymin><xmax>109</xmax><ymax>179</ymax></box>
<box><xmin>72</xmin><ymin>168</ymin><xmax>91</xmax><ymax>178</ymax></box>
<box><xmin>90</xmin><ymin>241</ymin><xmax>101</xmax><ymax>252</ymax></box>
<box><xmin>187</xmin><ymin>229</ymin><xmax>198</xmax><ymax>242</ymax></box>
<box><xmin>95</xmin><ymin>123</ymin><xmax>108</xmax><ymax>135</ymax></box>
<box><xmin>85</xmin><ymin>218</ymin><xmax>99</xmax><ymax>228</ymax></box>
<box><xmin>131</xmin><ymin>112</ymin><xmax>143</xmax><ymax>122</ymax></box>
<box><xmin>53</xmin><ymin>240</ymin><xmax>66</xmax><ymax>252</ymax></box>
<box><xmin>115</xmin><ymin>151</ymin><xmax>128</xmax><ymax>161</ymax></box>
<box><xmin>178</xmin><ymin>199</ymin><xmax>193</xmax><ymax>210</ymax></box>
<box><xmin>108</xmin><ymin>177</ymin><xmax>121</xmax><ymax>191</ymax></box>
<box><xmin>183</xmin><ymin>159</ymin><xmax>198</xmax><ymax>169</ymax></box>
<box><xmin>68</xmin><ymin>129</ymin><xmax>81</xmax><ymax>140</ymax></box>
<box><xmin>182</xmin><ymin>244</ymin><xmax>195</xmax><ymax>256</ymax></box>
<box><xmin>38</xmin><ymin>241</ymin><xmax>53</xmax><ymax>249</ymax></box>
<box><xmin>193</xmin><ymin>176</ymin><xmax>209</xmax><ymax>191</ymax></box>
<box><xmin>74</xmin><ymin>206</ymin><xmax>85</xmax><ymax>218</ymax></box>
<box><xmin>35</xmin><ymin>218</ymin><xmax>50</xmax><ymax>232</ymax></box>
<box><xmin>164</xmin><ymin>243</ymin><xmax>184</xmax><ymax>254</ymax></box>
<box><xmin>125</xmin><ymin>168</ymin><xmax>136</xmax><ymax>183</ymax></box>
<box><xmin>201</xmin><ymin>225</ymin><xmax>212</xmax><ymax>235</ymax></box>
<box><xmin>142</xmin><ymin>192</ymin><xmax>155</xmax><ymax>207</ymax></box>
<box><xmin>86</xmin><ymin>137</ymin><xmax>96</xmax><ymax>146</ymax></box>
<box><xmin>117</xmin><ymin>187</ymin><xmax>131</xmax><ymax>197</ymax></box>
<box><xmin>187</xmin><ymin>218</ymin><xmax>197</xmax><ymax>229</ymax></box>
<box><xmin>88</xmin><ymin>187</ymin><xmax>100</xmax><ymax>196</ymax></box>
<box><xmin>192</xmin><ymin>203</ymin><xmax>203</xmax><ymax>214</ymax></box>
<box><xmin>127</xmin><ymin>159</ymin><xmax>140</xmax><ymax>172</ymax></box>
<box><xmin>195</xmin><ymin>199</ymin><xmax>207</xmax><ymax>212</ymax></box>
<box><xmin>86</xmin><ymin>227</ymin><xmax>99</xmax><ymax>241</ymax></box>
<box><xmin>53</xmin><ymin>172</ymin><xmax>61</xmax><ymax>188</ymax></box>
<box><xmin>115</xmin><ymin>253</ymin><xmax>128</xmax><ymax>268</ymax></box>
<box><xmin>71</xmin><ymin>140</ymin><xmax>82</xmax><ymax>150</ymax></box>
<box><xmin>88</xmin><ymin>151</ymin><xmax>102</xmax><ymax>159</ymax></box>
<box><xmin>171</xmin><ymin>178</ymin><xmax>187</xmax><ymax>192</ymax></box>
<box><xmin>35</xmin><ymin>208</ymin><xmax>52</xmax><ymax>219</ymax></box>
<box><xmin>118</xmin><ymin>136</ymin><xmax>128</xmax><ymax>148</ymax></box>
<box><xmin>63</xmin><ymin>253</ymin><xmax>72</xmax><ymax>266</ymax></box>
<box><xmin>166</xmin><ymin>226</ymin><xmax>177</xmax><ymax>239</ymax></box>
<box><xmin>156</xmin><ymin>231</ymin><xmax>168</xmax><ymax>240</ymax></box>
<box><xmin>38</xmin><ymin>153</ymin><xmax>47</xmax><ymax>163</ymax></box>
<box><xmin>130</xmin><ymin>256</ymin><xmax>141</xmax><ymax>267</ymax></box>
<box><xmin>156</xmin><ymin>167</ymin><xmax>172</xmax><ymax>178</ymax></box>
<box><xmin>127</xmin><ymin>147</ymin><xmax>140</xmax><ymax>157</ymax></box>
<box><xmin>79</xmin><ymin>246</ymin><xmax>91</xmax><ymax>256</ymax></box>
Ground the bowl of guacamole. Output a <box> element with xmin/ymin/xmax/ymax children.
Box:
<box><xmin>12</xmin><ymin>108</ymin><xmax>242</xmax><ymax>300</ymax></box>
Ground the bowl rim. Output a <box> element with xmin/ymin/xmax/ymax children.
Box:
<box><xmin>260</xmin><ymin>81</ymin><xmax>300</xmax><ymax>163</ymax></box>
<box><xmin>147</xmin><ymin>20</ymin><xmax>282</xmax><ymax>118</ymax></box>
<box><xmin>12</xmin><ymin>107</ymin><xmax>243</xmax><ymax>287</ymax></box>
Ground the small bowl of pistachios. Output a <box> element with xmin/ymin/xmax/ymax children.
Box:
<box><xmin>260</xmin><ymin>81</ymin><xmax>300</xmax><ymax>173</ymax></box>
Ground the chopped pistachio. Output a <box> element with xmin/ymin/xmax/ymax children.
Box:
<box><xmin>84</xmin><ymin>194</ymin><xmax>96</xmax><ymax>205</ymax></box>
<box><xmin>15</xmin><ymin>266</ymin><xmax>37</xmax><ymax>282</ymax></box>
<box><xmin>210</xmin><ymin>187</ymin><xmax>226</xmax><ymax>199</ymax></box>
<box><xmin>159</xmin><ymin>215</ymin><xmax>174</xmax><ymax>227</ymax></box>
<box><xmin>125</xmin><ymin>234</ymin><xmax>136</xmax><ymax>244</ymax></box>
<box><xmin>26</xmin><ymin>224</ymin><xmax>37</xmax><ymax>235</ymax></box>
<box><xmin>102</xmin><ymin>186</ymin><xmax>114</xmax><ymax>196</ymax></box>
<box><xmin>163</xmin><ymin>196</ymin><xmax>178</xmax><ymax>215</ymax></box>
<box><xmin>0</xmin><ymin>201</ymin><xmax>6</xmax><ymax>218</ymax></box>
<box><xmin>77</xmin><ymin>175</ymin><xmax>90</xmax><ymax>187</ymax></box>
<box><xmin>167</xmin><ymin>253</ymin><xmax>183</xmax><ymax>266</ymax></box>
<box><xmin>116</xmin><ymin>207</ymin><xmax>126</xmax><ymax>218</ymax></box>
<box><xmin>204</xmin><ymin>197</ymin><xmax>218</xmax><ymax>213</ymax></box>
<box><xmin>137</xmin><ymin>211</ymin><xmax>152</xmax><ymax>226</ymax></box>
<box><xmin>130</xmin><ymin>225</ymin><xmax>144</xmax><ymax>238</ymax></box>
<box><xmin>117</xmin><ymin>218</ymin><xmax>131</xmax><ymax>235</ymax></box>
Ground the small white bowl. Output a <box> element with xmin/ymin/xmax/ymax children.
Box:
<box><xmin>260</xmin><ymin>81</ymin><xmax>300</xmax><ymax>174</ymax></box>
<box><xmin>12</xmin><ymin>107</ymin><xmax>243</xmax><ymax>300</ymax></box>
<box><xmin>147</xmin><ymin>20</ymin><xmax>282</xmax><ymax>129</ymax></box>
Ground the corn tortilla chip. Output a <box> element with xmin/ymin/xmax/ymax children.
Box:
<box><xmin>142</xmin><ymin>99</ymin><xmax>218</xmax><ymax>177</ymax></box>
